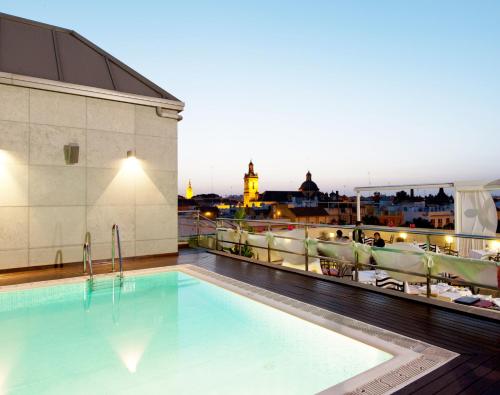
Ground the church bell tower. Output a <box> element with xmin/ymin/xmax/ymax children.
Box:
<box><xmin>243</xmin><ymin>161</ymin><xmax>258</xmax><ymax>207</ymax></box>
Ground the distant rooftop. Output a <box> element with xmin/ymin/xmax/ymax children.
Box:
<box><xmin>0</xmin><ymin>12</ymin><xmax>180</xmax><ymax>101</ymax></box>
<box><xmin>289</xmin><ymin>207</ymin><xmax>329</xmax><ymax>217</ymax></box>
<box><xmin>258</xmin><ymin>191</ymin><xmax>305</xmax><ymax>203</ymax></box>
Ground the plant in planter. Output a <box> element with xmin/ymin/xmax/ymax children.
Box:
<box><xmin>229</xmin><ymin>238</ymin><xmax>254</xmax><ymax>258</ymax></box>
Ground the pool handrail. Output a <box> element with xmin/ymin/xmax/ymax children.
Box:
<box><xmin>83</xmin><ymin>231</ymin><xmax>93</xmax><ymax>282</ymax></box>
<box><xmin>111</xmin><ymin>224</ymin><xmax>123</xmax><ymax>279</ymax></box>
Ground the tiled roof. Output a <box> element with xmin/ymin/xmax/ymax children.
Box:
<box><xmin>289</xmin><ymin>207</ymin><xmax>329</xmax><ymax>217</ymax></box>
<box><xmin>258</xmin><ymin>191</ymin><xmax>305</xmax><ymax>202</ymax></box>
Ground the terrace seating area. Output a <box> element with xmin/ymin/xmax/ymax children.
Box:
<box><xmin>213</xmin><ymin>221</ymin><xmax>500</xmax><ymax>314</ymax></box>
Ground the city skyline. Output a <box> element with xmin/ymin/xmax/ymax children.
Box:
<box><xmin>183</xmin><ymin>160</ymin><xmax>467</xmax><ymax>196</ymax></box>
<box><xmin>3</xmin><ymin>1</ymin><xmax>499</xmax><ymax>195</ymax></box>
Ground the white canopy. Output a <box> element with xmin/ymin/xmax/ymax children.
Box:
<box><xmin>354</xmin><ymin>180</ymin><xmax>499</xmax><ymax>256</ymax></box>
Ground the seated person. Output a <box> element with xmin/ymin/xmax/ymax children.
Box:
<box><xmin>352</xmin><ymin>221</ymin><xmax>365</xmax><ymax>243</ymax></box>
<box><xmin>318</xmin><ymin>231</ymin><xmax>330</xmax><ymax>241</ymax></box>
<box><xmin>334</xmin><ymin>229</ymin><xmax>350</xmax><ymax>243</ymax></box>
<box><xmin>373</xmin><ymin>232</ymin><xmax>385</xmax><ymax>247</ymax></box>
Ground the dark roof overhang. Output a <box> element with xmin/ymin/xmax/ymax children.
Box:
<box><xmin>0</xmin><ymin>12</ymin><xmax>181</xmax><ymax>103</ymax></box>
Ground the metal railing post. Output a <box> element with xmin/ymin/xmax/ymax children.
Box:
<box><xmin>196</xmin><ymin>210</ymin><xmax>200</xmax><ymax>246</ymax></box>
<box><xmin>426</xmin><ymin>264</ymin><xmax>431</xmax><ymax>298</ymax></box>
<box><xmin>305</xmin><ymin>225</ymin><xmax>309</xmax><ymax>272</ymax></box>
<box><xmin>267</xmin><ymin>224</ymin><xmax>271</xmax><ymax>263</ymax></box>
<box><xmin>215</xmin><ymin>220</ymin><xmax>220</xmax><ymax>251</ymax></box>
<box><xmin>354</xmin><ymin>250</ymin><xmax>359</xmax><ymax>282</ymax></box>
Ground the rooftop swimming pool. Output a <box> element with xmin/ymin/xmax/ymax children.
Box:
<box><xmin>0</xmin><ymin>266</ymin><xmax>455</xmax><ymax>394</ymax></box>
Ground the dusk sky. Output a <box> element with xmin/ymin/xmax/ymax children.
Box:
<box><xmin>3</xmin><ymin>1</ymin><xmax>499</xmax><ymax>196</ymax></box>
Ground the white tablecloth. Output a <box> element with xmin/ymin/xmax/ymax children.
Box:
<box><xmin>357</xmin><ymin>270</ymin><xmax>388</xmax><ymax>285</ymax></box>
<box><xmin>469</xmin><ymin>249</ymin><xmax>496</xmax><ymax>260</ymax></box>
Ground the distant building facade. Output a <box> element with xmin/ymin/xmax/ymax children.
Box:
<box><xmin>276</xmin><ymin>206</ymin><xmax>332</xmax><ymax>223</ymax></box>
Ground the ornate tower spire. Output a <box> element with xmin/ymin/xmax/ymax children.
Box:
<box><xmin>248</xmin><ymin>160</ymin><xmax>255</xmax><ymax>176</ymax></box>
<box><xmin>186</xmin><ymin>179</ymin><xmax>193</xmax><ymax>199</ymax></box>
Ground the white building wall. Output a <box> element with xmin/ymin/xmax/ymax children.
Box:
<box><xmin>0</xmin><ymin>84</ymin><xmax>179</xmax><ymax>269</ymax></box>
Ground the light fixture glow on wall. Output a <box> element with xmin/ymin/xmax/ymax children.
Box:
<box><xmin>123</xmin><ymin>149</ymin><xmax>140</xmax><ymax>173</ymax></box>
<box><xmin>444</xmin><ymin>235</ymin><xmax>454</xmax><ymax>244</ymax></box>
<box><xmin>399</xmin><ymin>232</ymin><xmax>408</xmax><ymax>240</ymax></box>
<box><xmin>0</xmin><ymin>149</ymin><xmax>6</xmax><ymax>165</ymax></box>
<box><xmin>0</xmin><ymin>150</ymin><xmax>7</xmax><ymax>178</ymax></box>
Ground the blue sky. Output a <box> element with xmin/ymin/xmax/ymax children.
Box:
<box><xmin>2</xmin><ymin>1</ymin><xmax>499</xmax><ymax>195</ymax></box>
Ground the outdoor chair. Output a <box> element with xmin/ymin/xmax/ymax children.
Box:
<box><xmin>443</xmin><ymin>243</ymin><xmax>459</xmax><ymax>256</ymax></box>
<box><xmin>418</xmin><ymin>243</ymin><xmax>438</xmax><ymax>252</ymax></box>
<box><xmin>375</xmin><ymin>277</ymin><xmax>404</xmax><ymax>292</ymax></box>
<box><xmin>320</xmin><ymin>258</ymin><xmax>353</xmax><ymax>279</ymax></box>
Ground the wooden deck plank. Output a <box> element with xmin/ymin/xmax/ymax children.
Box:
<box><xmin>411</xmin><ymin>355</ymin><xmax>494</xmax><ymax>395</ymax></box>
<box><xmin>456</xmin><ymin>356</ymin><xmax>500</xmax><ymax>395</ymax></box>
<box><xmin>396</xmin><ymin>355</ymin><xmax>473</xmax><ymax>395</ymax></box>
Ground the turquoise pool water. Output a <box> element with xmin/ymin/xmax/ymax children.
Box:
<box><xmin>0</xmin><ymin>271</ymin><xmax>391</xmax><ymax>394</ymax></box>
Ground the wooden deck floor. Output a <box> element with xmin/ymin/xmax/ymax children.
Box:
<box><xmin>1</xmin><ymin>249</ymin><xmax>499</xmax><ymax>394</ymax></box>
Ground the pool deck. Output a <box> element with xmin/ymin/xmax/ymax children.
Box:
<box><xmin>1</xmin><ymin>248</ymin><xmax>499</xmax><ymax>394</ymax></box>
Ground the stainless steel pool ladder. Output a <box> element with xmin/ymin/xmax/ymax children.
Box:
<box><xmin>83</xmin><ymin>231</ymin><xmax>93</xmax><ymax>282</ymax></box>
<box><xmin>111</xmin><ymin>224</ymin><xmax>124</xmax><ymax>279</ymax></box>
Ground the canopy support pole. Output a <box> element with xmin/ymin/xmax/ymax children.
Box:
<box><xmin>356</xmin><ymin>191</ymin><xmax>361</xmax><ymax>222</ymax></box>
<box><xmin>454</xmin><ymin>188</ymin><xmax>462</xmax><ymax>251</ymax></box>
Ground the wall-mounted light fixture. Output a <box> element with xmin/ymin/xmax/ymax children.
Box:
<box><xmin>123</xmin><ymin>149</ymin><xmax>139</xmax><ymax>173</ymax></box>
<box><xmin>64</xmin><ymin>143</ymin><xmax>79</xmax><ymax>165</ymax></box>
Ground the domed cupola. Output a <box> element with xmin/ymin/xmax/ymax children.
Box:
<box><xmin>299</xmin><ymin>171</ymin><xmax>319</xmax><ymax>198</ymax></box>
